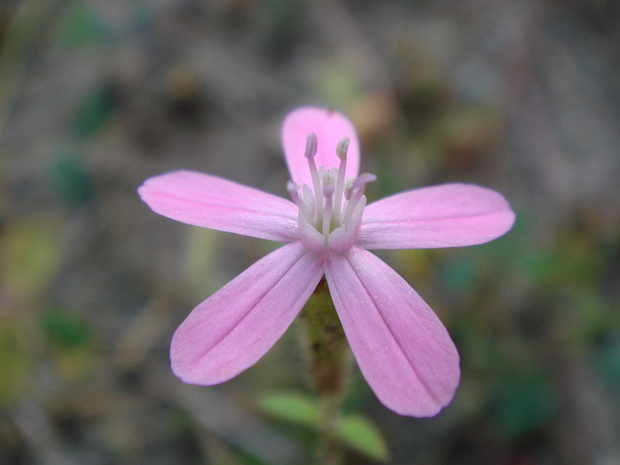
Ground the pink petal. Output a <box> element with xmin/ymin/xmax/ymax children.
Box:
<box><xmin>357</xmin><ymin>183</ymin><xmax>515</xmax><ymax>249</ymax></box>
<box><xmin>138</xmin><ymin>170</ymin><xmax>299</xmax><ymax>242</ymax></box>
<box><xmin>171</xmin><ymin>242</ymin><xmax>324</xmax><ymax>385</ymax></box>
<box><xmin>281</xmin><ymin>107</ymin><xmax>360</xmax><ymax>188</ymax></box>
<box><xmin>325</xmin><ymin>247</ymin><xmax>460</xmax><ymax>417</ymax></box>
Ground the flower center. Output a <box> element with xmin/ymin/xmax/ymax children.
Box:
<box><xmin>287</xmin><ymin>132</ymin><xmax>376</xmax><ymax>254</ymax></box>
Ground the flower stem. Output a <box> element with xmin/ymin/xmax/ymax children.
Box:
<box><xmin>298</xmin><ymin>277</ymin><xmax>352</xmax><ymax>465</ymax></box>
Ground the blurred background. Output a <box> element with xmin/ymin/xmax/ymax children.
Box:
<box><xmin>1</xmin><ymin>0</ymin><xmax>619</xmax><ymax>464</ymax></box>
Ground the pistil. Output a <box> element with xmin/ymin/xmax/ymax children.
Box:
<box><xmin>342</xmin><ymin>173</ymin><xmax>376</xmax><ymax>227</ymax></box>
<box><xmin>322</xmin><ymin>172</ymin><xmax>335</xmax><ymax>244</ymax></box>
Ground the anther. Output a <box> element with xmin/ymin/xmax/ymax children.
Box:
<box><xmin>334</xmin><ymin>136</ymin><xmax>350</xmax><ymax>219</ymax></box>
<box><xmin>287</xmin><ymin>181</ymin><xmax>301</xmax><ymax>206</ymax></box>
<box><xmin>305</xmin><ymin>132</ymin><xmax>318</xmax><ymax>159</ymax></box>
<box><xmin>336</xmin><ymin>137</ymin><xmax>350</xmax><ymax>160</ymax></box>
<box><xmin>304</xmin><ymin>132</ymin><xmax>323</xmax><ymax>221</ymax></box>
<box><xmin>344</xmin><ymin>179</ymin><xmax>355</xmax><ymax>200</ymax></box>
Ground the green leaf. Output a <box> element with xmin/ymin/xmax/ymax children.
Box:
<box><xmin>1</xmin><ymin>219</ymin><xmax>61</xmax><ymax>298</ymax></box>
<box><xmin>259</xmin><ymin>392</ymin><xmax>321</xmax><ymax>428</ymax></box>
<box><xmin>50</xmin><ymin>154</ymin><xmax>94</xmax><ymax>205</ymax></box>
<box><xmin>594</xmin><ymin>337</ymin><xmax>620</xmax><ymax>389</ymax></box>
<box><xmin>522</xmin><ymin>233</ymin><xmax>604</xmax><ymax>290</ymax></box>
<box><xmin>41</xmin><ymin>309</ymin><xmax>95</xmax><ymax>381</ymax></box>
<box><xmin>492</xmin><ymin>373</ymin><xmax>555</xmax><ymax>439</ymax></box>
<box><xmin>55</xmin><ymin>1</ymin><xmax>107</xmax><ymax>46</ymax></box>
<box><xmin>0</xmin><ymin>323</ymin><xmax>32</xmax><ymax>407</ymax></box>
<box><xmin>42</xmin><ymin>309</ymin><xmax>92</xmax><ymax>350</ymax></box>
<box><xmin>338</xmin><ymin>414</ymin><xmax>389</xmax><ymax>461</ymax></box>
<box><xmin>440</xmin><ymin>252</ymin><xmax>480</xmax><ymax>295</ymax></box>
<box><xmin>73</xmin><ymin>85</ymin><xmax>116</xmax><ymax>138</ymax></box>
<box><xmin>259</xmin><ymin>392</ymin><xmax>389</xmax><ymax>461</ymax></box>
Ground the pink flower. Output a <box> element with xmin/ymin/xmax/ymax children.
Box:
<box><xmin>138</xmin><ymin>107</ymin><xmax>515</xmax><ymax>417</ymax></box>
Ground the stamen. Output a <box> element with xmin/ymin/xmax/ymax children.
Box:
<box><xmin>343</xmin><ymin>179</ymin><xmax>355</xmax><ymax>200</ymax></box>
<box><xmin>322</xmin><ymin>172</ymin><xmax>335</xmax><ymax>242</ymax></box>
<box><xmin>287</xmin><ymin>180</ymin><xmax>301</xmax><ymax>207</ymax></box>
<box><xmin>336</xmin><ymin>137</ymin><xmax>350</xmax><ymax>160</ymax></box>
<box><xmin>304</xmin><ymin>132</ymin><xmax>322</xmax><ymax>221</ymax></box>
<box><xmin>304</xmin><ymin>132</ymin><xmax>318</xmax><ymax>159</ymax></box>
<box><xmin>343</xmin><ymin>173</ymin><xmax>376</xmax><ymax>226</ymax></box>
<box><xmin>288</xmin><ymin>180</ymin><xmax>315</xmax><ymax>225</ymax></box>
<box><xmin>334</xmin><ymin>136</ymin><xmax>349</xmax><ymax>220</ymax></box>
<box><xmin>294</xmin><ymin>132</ymin><xmax>375</xmax><ymax>251</ymax></box>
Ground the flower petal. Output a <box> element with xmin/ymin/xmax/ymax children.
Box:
<box><xmin>171</xmin><ymin>242</ymin><xmax>324</xmax><ymax>385</ymax></box>
<box><xmin>138</xmin><ymin>170</ymin><xmax>299</xmax><ymax>242</ymax></box>
<box><xmin>357</xmin><ymin>183</ymin><xmax>515</xmax><ymax>249</ymax></box>
<box><xmin>325</xmin><ymin>247</ymin><xmax>460</xmax><ymax>417</ymax></box>
<box><xmin>281</xmin><ymin>107</ymin><xmax>360</xmax><ymax>188</ymax></box>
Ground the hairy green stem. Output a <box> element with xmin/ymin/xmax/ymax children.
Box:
<box><xmin>298</xmin><ymin>277</ymin><xmax>352</xmax><ymax>465</ymax></box>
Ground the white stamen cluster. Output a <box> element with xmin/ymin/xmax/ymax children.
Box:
<box><xmin>288</xmin><ymin>132</ymin><xmax>376</xmax><ymax>254</ymax></box>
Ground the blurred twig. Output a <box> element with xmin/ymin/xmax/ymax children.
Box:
<box><xmin>112</xmin><ymin>293</ymin><xmax>176</xmax><ymax>371</ymax></box>
<box><xmin>13</xmin><ymin>400</ymin><xmax>81</xmax><ymax>465</ymax></box>
<box><xmin>143</xmin><ymin>366</ymin><xmax>303</xmax><ymax>465</ymax></box>
<box><xmin>552</xmin><ymin>347</ymin><xmax>620</xmax><ymax>465</ymax></box>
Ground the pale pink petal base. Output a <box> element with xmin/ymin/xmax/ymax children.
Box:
<box><xmin>325</xmin><ymin>247</ymin><xmax>460</xmax><ymax>417</ymax></box>
<box><xmin>357</xmin><ymin>183</ymin><xmax>516</xmax><ymax>249</ymax></box>
<box><xmin>281</xmin><ymin>107</ymin><xmax>360</xmax><ymax>188</ymax></box>
<box><xmin>171</xmin><ymin>242</ymin><xmax>324</xmax><ymax>385</ymax></box>
<box><xmin>138</xmin><ymin>170</ymin><xmax>299</xmax><ymax>242</ymax></box>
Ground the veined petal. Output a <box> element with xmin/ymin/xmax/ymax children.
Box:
<box><xmin>325</xmin><ymin>247</ymin><xmax>460</xmax><ymax>417</ymax></box>
<box><xmin>357</xmin><ymin>184</ymin><xmax>515</xmax><ymax>249</ymax></box>
<box><xmin>282</xmin><ymin>107</ymin><xmax>360</xmax><ymax>188</ymax></box>
<box><xmin>139</xmin><ymin>170</ymin><xmax>299</xmax><ymax>242</ymax></box>
<box><xmin>171</xmin><ymin>242</ymin><xmax>324</xmax><ymax>385</ymax></box>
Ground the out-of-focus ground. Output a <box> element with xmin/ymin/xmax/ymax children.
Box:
<box><xmin>1</xmin><ymin>1</ymin><xmax>619</xmax><ymax>464</ymax></box>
